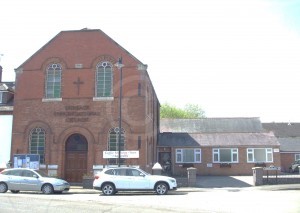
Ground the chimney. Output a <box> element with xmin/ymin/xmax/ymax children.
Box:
<box><xmin>0</xmin><ymin>66</ymin><xmax>2</xmax><ymax>82</ymax></box>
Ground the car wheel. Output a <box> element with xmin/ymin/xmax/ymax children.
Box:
<box><xmin>10</xmin><ymin>190</ymin><xmax>20</xmax><ymax>193</ymax></box>
<box><xmin>101</xmin><ymin>183</ymin><xmax>115</xmax><ymax>196</ymax></box>
<box><xmin>42</xmin><ymin>184</ymin><xmax>54</xmax><ymax>194</ymax></box>
<box><xmin>155</xmin><ymin>182</ymin><xmax>168</xmax><ymax>195</ymax></box>
<box><xmin>0</xmin><ymin>182</ymin><xmax>8</xmax><ymax>193</ymax></box>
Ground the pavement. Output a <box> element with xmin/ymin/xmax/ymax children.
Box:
<box><xmin>69</xmin><ymin>176</ymin><xmax>300</xmax><ymax>194</ymax></box>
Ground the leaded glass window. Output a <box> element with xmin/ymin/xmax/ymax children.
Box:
<box><xmin>29</xmin><ymin>128</ymin><xmax>45</xmax><ymax>164</ymax></box>
<box><xmin>96</xmin><ymin>62</ymin><xmax>113</xmax><ymax>97</ymax></box>
<box><xmin>45</xmin><ymin>63</ymin><xmax>62</xmax><ymax>98</ymax></box>
<box><xmin>108</xmin><ymin>128</ymin><xmax>125</xmax><ymax>165</ymax></box>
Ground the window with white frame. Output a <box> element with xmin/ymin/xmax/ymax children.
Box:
<box><xmin>247</xmin><ymin>148</ymin><xmax>273</xmax><ymax>163</ymax></box>
<box><xmin>213</xmin><ymin>148</ymin><xmax>238</xmax><ymax>163</ymax></box>
<box><xmin>295</xmin><ymin>154</ymin><xmax>300</xmax><ymax>161</ymax></box>
<box><xmin>176</xmin><ymin>149</ymin><xmax>201</xmax><ymax>163</ymax></box>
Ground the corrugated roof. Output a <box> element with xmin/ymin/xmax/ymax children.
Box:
<box><xmin>160</xmin><ymin>118</ymin><xmax>263</xmax><ymax>133</ymax></box>
<box><xmin>262</xmin><ymin>123</ymin><xmax>300</xmax><ymax>137</ymax></box>
<box><xmin>158</xmin><ymin>132</ymin><xmax>279</xmax><ymax>147</ymax></box>
<box><xmin>277</xmin><ymin>137</ymin><xmax>300</xmax><ymax>152</ymax></box>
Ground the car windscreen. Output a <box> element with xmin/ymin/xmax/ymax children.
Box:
<box><xmin>34</xmin><ymin>170</ymin><xmax>49</xmax><ymax>177</ymax></box>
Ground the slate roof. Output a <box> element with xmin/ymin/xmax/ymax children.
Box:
<box><xmin>262</xmin><ymin>123</ymin><xmax>300</xmax><ymax>152</ymax></box>
<box><xmin>160</xmin><ymin>117</ymin><xmax>263</xmax><ymax>133</ymax></box>
<box><xmin>0</xmin><ymin>82</ymin><xmax>15</xmax><ymax>112</ymax></box>
<box><xmin>278</xmin><ymin>137</ymin><xmax>300</xmax><ymax>152</ymax></box>
<box><xmin>158</xmin><ymin>132</ymin><xmax>279</xmax><ymax>147</ymax></box>
<box><xmin>0</xmin><ymin>82</ymin><xmax>15</xmax><ymax>92</ymax></box>
<box><xmin>262</xmin><ymin>123</ymin><xmax>300</xmax><ymax>137</ymax></box>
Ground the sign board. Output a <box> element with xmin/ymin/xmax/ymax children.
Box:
<box><xmin>13</xmin><ymin>154</ymin><xmax>40</xmax><ymax>169</ymax></box>
<box><xmin>103</xmin><ymin>151</ymin><xmax>139</xmax><ymax>159</ymax></box>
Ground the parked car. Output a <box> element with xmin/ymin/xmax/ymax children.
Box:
<box><xmin>289</xmin><ymin>160</ymin><xmax>300</xmax><ymax>173</ymax></box>
<box><xmin>93</xmin><ymin>167</ymin><xmax>177</xmax><ymax>195</ymax></box>
<box><xmin>0</xmin><ymin>168</ymin><xmax>70</xmax><ymax>194</ymax></box>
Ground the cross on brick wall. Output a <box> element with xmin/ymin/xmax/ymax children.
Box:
<box><xmin>73</xmin><ymin>77</ymin><xmax>84</xmax><ymax>95</ymax></box>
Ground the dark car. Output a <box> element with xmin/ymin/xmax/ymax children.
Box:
<box><xmin>289</xmin><ymin>160</ymin><xmax>300</xmax><ymax>173</ymax></box>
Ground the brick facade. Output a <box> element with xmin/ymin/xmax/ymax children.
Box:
<box><xmin>11</xmin><ymin>29</ymin><xmax>159</xmax><ymax>181</ymax></box>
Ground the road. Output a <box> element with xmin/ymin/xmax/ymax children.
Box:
<box><xmin>0</xmin><ymin>188</ymin><xmax>300</xmax><ymax>213</ymax></box>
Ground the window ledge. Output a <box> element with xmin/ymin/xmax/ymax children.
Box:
<box><xmin>93</xmin><ymin>97</ymin><xmax>114</xmax><ymax>101</ymax></box>
<box><xmin>42</xmin><ymin>98</ymin><xmax>62</xmax><ymax>102</ymax></box>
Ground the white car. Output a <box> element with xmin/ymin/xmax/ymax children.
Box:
<box><xmin>93</xmin><ymin>167</ymin><xmax>177</xmax><ymax>195</ymax></box>
<box><xmin>0</xmin><ymin>168</ymin><xmax>70</xmax><ymax>194</ymax></box>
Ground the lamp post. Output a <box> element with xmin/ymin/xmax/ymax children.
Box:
<box><xmin>115</xmin><ymin>57</ymin><xmax>124</xmax><ymax>167</ymax></box>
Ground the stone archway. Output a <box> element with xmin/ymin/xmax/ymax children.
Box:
<box><xmin>65</xmin><ymin>134</ymin><xmax>88</xmax><ymax>183</ymax></box>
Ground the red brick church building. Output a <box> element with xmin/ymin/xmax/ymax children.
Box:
<box><xmin>11</xmin><ymin>29</ymin><xmax>159</xmax><ymax>182</ymax></box>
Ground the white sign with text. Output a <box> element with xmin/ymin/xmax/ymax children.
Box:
<box><xmin>103</xmin><ymin>151</ymin><xmax>139</xmax><ymax>159</ymax></box>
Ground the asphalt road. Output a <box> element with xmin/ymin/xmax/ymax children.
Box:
<box><xmin>0</xmin><ymin>186</ymin><xmax>300</xmax><ymax>213</ymax></box>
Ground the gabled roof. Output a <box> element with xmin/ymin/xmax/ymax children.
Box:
<box><xmin>160</xmin><ymin>117</ymin><xmax>263</xmax><ymax>133</ymax></box>
<box><xmin>158</xmin><ymin>132</ymin><xmax>279</xmax><ymax>147</ymax></box>
<box><xmin>278</xmin><ymin>137</ymin><xmax>300</xmax><ymax>152</ymax></box>
<box><xmin>16</xmin><ymin>28</ymin><xmax>144</xmax><ymax>70</ymax></box>
<box><xmin>262</xmin><ymin>123</ymin><xmax>300</xmax><ymax>137</ymax></box>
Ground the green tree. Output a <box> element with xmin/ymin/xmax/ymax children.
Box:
<box><xmin>160</xmin><ymin>103</ymin><xmax>205</xmax><ymax>119</ymax></box>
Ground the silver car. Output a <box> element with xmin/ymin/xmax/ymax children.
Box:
<box><xmin>0</xmin><ymin>168</ymin><xmax>70</xmax><ymax>194</ymax></box>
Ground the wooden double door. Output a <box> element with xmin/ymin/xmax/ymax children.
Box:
<box><xmin>65</xmin><ymin>134</ymin><xmax>88</xmax><ymax>183</ymax></box>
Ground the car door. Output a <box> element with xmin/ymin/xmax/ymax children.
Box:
<box><xmin>108</xmin><ymin>168</ymin><xmax>131</xmax><ymax>189</ymax></box>
<box><xmin>20</xmin><ymin>170</ymin><xmax>41</xmax><ymax>191</ymax></box>
<box><xmin>128</xmin><ymin>169</ymin><xmax>150</xmax><ymax>189</ymax></box>
<box><xmin>3</xmin><ymin>170</ymin><xmax>23</xmax><ymax>190</ymax></box>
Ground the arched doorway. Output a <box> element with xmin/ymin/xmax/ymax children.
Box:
<box><xmin>65</xmin><ymin>134</ymin><xmax>88</xmax><ymax>183</ymax></box>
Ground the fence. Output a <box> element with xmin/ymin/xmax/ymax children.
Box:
<box><xmin>263</xmin><ymin>168</ymin><xmax>300</xmax><ymax>185</ymax></box>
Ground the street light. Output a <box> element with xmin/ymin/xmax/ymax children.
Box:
<box><xmin>115</xmin><ymin>57</ymin><xmax>124</xmax><ymax>167</ymax></box>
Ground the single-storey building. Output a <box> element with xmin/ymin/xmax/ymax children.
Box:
<box><xmin>158</xmin><ymin>118</ymin><xmax>281</xmax><ymax>175</ymax></box>
<box><xmin>262</xmin><ymin>123</ymin><xmax>300</xmax><ymax>172</ymax></box>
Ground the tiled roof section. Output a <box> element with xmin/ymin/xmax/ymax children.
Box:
<box><xmin>0</xmin><ymin>82</ymin><xmax>15</xmax><ymax>110</ymax></box>
<box><xmin>278</xmin><ymin>137</ymin><xmax>300</xmax><ymax>152</ymax></box>
<box><xmin>158</xmin><ymin>132</ymin><xmax>279</xmax><ymax>147</ymax></box>
<box><xmin>160</xmin><ymin>118</ymin><xmax>263</xmax><ymax>133</ymax></box>
<box><xmin>0</xmin><ymin>82</ymin><xmax>15</xmax><ymax>92</ymax></box>
<box><xmin>262</xmin><ymin>123</ymin><xmax>300</xmax><ymax>137</ymax></box>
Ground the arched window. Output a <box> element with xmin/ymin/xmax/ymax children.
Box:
<box><xmin>45</xmin><ymin>63</ymin><xmax>62</xmax><ymax>98</ymax></box>
<box><xmin>29</xmin><ymin>128</ymin><xmax>46</xmax><ymax>164</ymax></box>
<box><xmin>96</xmin><ymin>62</ymin><xmax>113</xmax><ymax>97</ymax></box>
<box><xmin>108</xmin><ymin>127</ymin><xmax>125</xmax><ymax>165</ymax></box>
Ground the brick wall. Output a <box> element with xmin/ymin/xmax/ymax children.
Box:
<box><xmin>11</xmin><ymin>30</ymin><xmax>159</xmax><ymax>179</ymax></box>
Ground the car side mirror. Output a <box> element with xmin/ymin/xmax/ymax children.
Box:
<box><xmin>139</xmin><ymin>173</ymin><xmax>145</xmax><ymax>177</ymax></box>
<box><xmin>33</xmin><ymin>174</ymin><xmax>39</xmax><ymax>178</ymax></box>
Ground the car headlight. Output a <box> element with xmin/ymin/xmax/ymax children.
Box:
<box><xmin>169</xmin><ymin>179</ymin><xmax>176</xmax><ymax>183</ymax></box>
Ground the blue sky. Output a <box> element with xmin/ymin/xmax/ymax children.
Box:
<box><xmin>1</xmin><ymin>0</ymin><xmax>300</xmax><ymax>122</ymax></box>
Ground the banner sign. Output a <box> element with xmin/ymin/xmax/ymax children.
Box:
<box><xmin>103</xmin><ymin>151</ymin><xmax>139</xmax><ymax>159</ymax></box>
